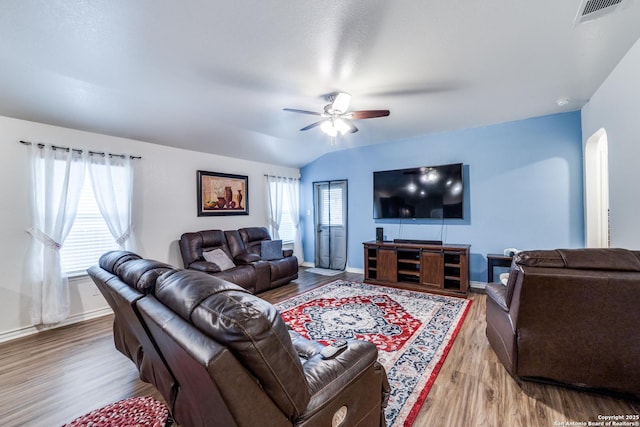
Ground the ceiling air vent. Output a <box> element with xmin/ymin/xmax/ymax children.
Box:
<box><xmin>574</xmin><ymin>0</ymin><xmax>625</xmax><ymax>24</ymax></box>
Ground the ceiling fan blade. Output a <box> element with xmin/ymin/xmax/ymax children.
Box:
<box><xmin>283</xmin><ymin>108</ymin><xmax>322</xmax><ymax>116</ymax></box>
<box><xmin>345</xmin><ymin>120</ymin><xmax>359</xmax><ymax>133</ymax></box>
<box><xmin>332</xmin><ymin>92</ymin><xmax>352</xmax><ymax>113</ymax></box>
<box><xmin>348</xmin><ymin>110</ymin><xmax>390</xmax><ymax>120</ymax></box>
<box><xmin>300</xmin><ymin>120</ymin><xmax>325</xmax><ymax>131</ymax></box>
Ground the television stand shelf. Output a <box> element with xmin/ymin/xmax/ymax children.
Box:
<box><xmin>363</xmin><ymin>241</ymin><xmax>470</xmax><ymax>297</ymax></box>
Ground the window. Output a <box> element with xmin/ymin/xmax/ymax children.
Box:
<box><xmin>319</xmin><ymin>186</ymin><xmax>344</xmax><ymax>226</ymax></box>
<box><xmin>60</xmin><ymin>176</ymin><xmax>118</xmax><ymax>275</ymax></box>
<box><xmin>266</xmin><ymin>177</ymin><xmax>299</xmax><ymax>244</ymax></box>
<box><xmin>278</xmin><ymin>189</ymin><xmax>296</xmax><ymax>243</ymax></box>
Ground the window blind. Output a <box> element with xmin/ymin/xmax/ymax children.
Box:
<box><xmin>60</xmin><ymin>179</ymin><xmax>118</xmax><ymax>275</ymax></box>
<box><xmin>320</xmin><ymin>187</ymin><xmax>344</xmax><ymax>226</ymax></box>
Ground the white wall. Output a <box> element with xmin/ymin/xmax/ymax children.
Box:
<box><xmin>0</xmin><ymin>115</ymin><xmax>298</xmax><ymax>338</ymax></box>
<box><xmin>582</xmin><ymin>37</ymin><xmax>640</xmax><ymax>249</ymax></box>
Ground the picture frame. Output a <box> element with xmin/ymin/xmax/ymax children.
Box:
<box><xmin>197</xmin><ymin>170</ymin><xmax>248</xmax><ymax>216</ymax></box>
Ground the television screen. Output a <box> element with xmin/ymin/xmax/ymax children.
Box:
<box><xmin>373</xmin><ymin>163</ymin><xmax>464</xmax><ymax>219</ymax></box>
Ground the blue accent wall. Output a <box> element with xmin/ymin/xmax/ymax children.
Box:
<box><xmin>300</xmin><ymin>111</ymin><xmax>585</xmax><ymax>283</ymax></box>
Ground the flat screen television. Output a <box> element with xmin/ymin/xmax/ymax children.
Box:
<box><xmin>373</xmin><ymin>163</ymin><xmax>464</xmax><ymax>219</ymax></box>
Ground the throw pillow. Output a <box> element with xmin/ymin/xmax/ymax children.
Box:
<box><xmin>203</xmin><ymin>248</ymin><xmax>236</xmax><ymax>271</ymax></box>
<box><xmin>261</xmin><ymin>240</ymin><xmax>283</xmax><ymax>261</ymax></box>
<box><xmin>500</xmin><ymin>272</ymin><xmax>509</xmax><ymax>286</ymax></box>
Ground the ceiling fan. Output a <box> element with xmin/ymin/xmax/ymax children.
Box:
<box><xmin>283</xmin><ymin>92</ymin><xmax>390</xmax><ymax>136</ymax></box>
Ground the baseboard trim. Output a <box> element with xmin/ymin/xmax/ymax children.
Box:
<box><xmin>301</xmin><ymin>262</ymin><xmax>364</xmax><ymax>275</ymax></box>
<box><xmin>470</xmin><ymin>281</ymin><xmax>487</xmax><ymax>291</ymax></box>
<box><xmin>0</xmin><ymin>307</ymin><xmax>113</xmax><ymax>344</ymax></box>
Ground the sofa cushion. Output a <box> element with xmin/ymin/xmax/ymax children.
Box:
<box><xmin>179</xmin><ymin>230</ymin><xmax>230</xmax><ymax>268</ymax></box>
<box><xmin>239</xmin><ymin>227</ymin><xmax>272</xmax><ymax>255</ymax></box>
<box><xmin>203</xmin><ymin>248</ymin><xmax>236</xmax><ymax>271</ymax></box>
<box><xmin>240</xmin><ymin>226</ymin><xmax>271</xmax><ymax>243</ymax></box>
<box><xmin>118</xmin><ymin>259</ymin><xmax>175</xmax><ymax>294</ymax></box>
<box><xmin>514</xmin><ymin>250</ymin><xmax>566</xmax><ymax>269</ymax></box>
<box><xmin>98</xmin><ymin>251</ymin><xmax>173</xmax><ymax>294</ymax></box>
<box><xmin>516</xmin><ymin>249</ymin><xmax>640</xmax><ymax>272</ymax></box>
<box><xmin>99</xmin><ymin>250</ymin><xmax>142</xmax><ymax>276</ymax></box>
<box><xmin>558</xmin><ymin>248</ymin><xmax>640</xmax><ymax>271</ymax></box>
<box><xmin>211</xmin><ymin>264</ymin><xmax>259</xmax><ymax>294</ymax></box>
<box><xmin>261</xmin><ymin>240</ymin><xmax>283</xmax><ymax>260</ymax></box>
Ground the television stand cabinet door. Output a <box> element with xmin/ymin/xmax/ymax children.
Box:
<box><xmin>420</xmin><ymin>250</ymin><xmax>444</xmax><ymax>288</ymax></box>
<box><xmin>377</xmin><ymin>247</ymin><xmax>398</xmax><ymax>282</ymax></box>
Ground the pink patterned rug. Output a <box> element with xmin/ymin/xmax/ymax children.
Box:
<box><xmin>276</xmin><ymin>280</ymin><xmax>471</xmax><ymax>427</ymax></box>
<box><xmin>63</xmin><ymin>396</ymin><xmax>169</xmax><ymax>427</ymax></box>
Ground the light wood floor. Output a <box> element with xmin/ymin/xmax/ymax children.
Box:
<box><xmin>0</xmin><ymin>269</ymin><xmax>637</xmax><ymax>426</ymax></box>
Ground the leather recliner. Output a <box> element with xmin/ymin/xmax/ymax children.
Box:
<box><xmin>486</xmin><ymin>248</ymin><xmax>640</xmax><ymax>397</ymax></box>
<box><xmin>88</xmin><ymin>251</ymin><xmax>390</xmax><ymax>427</ymax></box>
<box><xmin>88</xmin><ymin>251</ymin><xmax>178</xmax><ymax>406</ymax></box>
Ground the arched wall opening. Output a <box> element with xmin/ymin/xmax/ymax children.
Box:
<box><xmin>584</xmin><ymin>128</ymin><xmax>609</xmax><ymax>248</ymax></box>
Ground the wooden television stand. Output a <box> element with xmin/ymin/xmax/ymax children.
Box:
<box><xmin>363</xmin><ymin>240</ymin><xmax>470</xmax><ymax>297</ymax></box>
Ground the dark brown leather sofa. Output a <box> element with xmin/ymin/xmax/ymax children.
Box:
<box><xmin>88</xmin><ymin>251</ymin><xmax>389</xmax><ymax>427</ymax></box>
<box><xmin>486</xmin><ymin>248</ymin><xmax>640</xmax><ymax>397</ymax></box>
<box><xmin>179</xmin><ymin>227</ymin><xmax>298</xmax><ymax>293</ymax></box>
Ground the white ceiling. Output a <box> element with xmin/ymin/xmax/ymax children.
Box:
<box><xmin>1</xmin><ymin>1</ymin><xmax>639</xmax><ymax>168</ymax></box>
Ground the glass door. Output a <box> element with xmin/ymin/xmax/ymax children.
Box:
<box><xmin>313</xmin><ymin>180</ymin><xmax>347</xmax><ymax>270</ymax></box>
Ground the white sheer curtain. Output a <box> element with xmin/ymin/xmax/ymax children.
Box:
<box><xmin>266</xmin><ymin>175</ymin><xmax>303</xmax><ymax>263</ymax></box>
<box><xmin>266</xmin><ymin>175</ymin><xmax>284</xmax><ymax>239</ymax></box>
<box><xmin>88</xmin><ymin>153</ymin><xmax>135</xmax><ymax>250</ymax></box>
<box><xmin>26</xmin><ymin>144</ymin><xmax>86</xmax><ymax>325</ymax></box>
<box><xmin>284</xmin><ymin>177</ymin><xmax>304</xmax><ymax>263</ymax></box>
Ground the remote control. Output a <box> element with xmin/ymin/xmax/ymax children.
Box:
<box><xmin>320</xmin><ymin>339</ymin><xmax>348</xmax><ymax>359</ymax></box>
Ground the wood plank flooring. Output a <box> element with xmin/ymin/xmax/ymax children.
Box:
<box><xmin>0</xmin><ymin>269</ymin><xmax>637</xmax><ymax>426</ymax></box>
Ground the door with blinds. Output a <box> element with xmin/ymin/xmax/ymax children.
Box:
<box><xmin>313</xmin><ymin>180</ymin><xmax>347</xmax><ymax>270</ymax></box>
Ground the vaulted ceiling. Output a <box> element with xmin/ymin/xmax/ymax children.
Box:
<box><xmin>1</xmin><ymin>1</ymin><xmax>639</xmax><ymax>168</ymax></box>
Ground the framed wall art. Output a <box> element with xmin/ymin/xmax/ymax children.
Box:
<box><xmin>197</xmin><ymin>170</ymin><xmax>248</xmax><ymax>216</ymax></box>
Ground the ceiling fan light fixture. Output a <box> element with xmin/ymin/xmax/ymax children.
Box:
<box><xmin>320</xmin><ymin>120</ymin><xmax>337</xmax><ymax>136</ymax></box>
<box><xmin>321</xmin><ymin>118</ymin><xmax>350</xmax><ymax>136</ymax></box>
<box><xmin>284</xmin><ymin>93</ymin><xmax>388</xmax><ymax>137</ymax></box>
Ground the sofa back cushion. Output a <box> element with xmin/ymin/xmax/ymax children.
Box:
<box><xmin>99</xmin><ymin>251</ymin><xmax>174</xmax><ymax>294</ymax></box>
<box><xmin>558</xmin><ymin>248</ymin><xmax>640</xmax><ymax>271</ymax></box>
<box><xmin>224</xmin><ymin>229</ymin><xmax>246</xmax><ymax>258</ymax></box>
<box><xmin>515</xmin><ymin>249</ymin><xmax>640</xmax><ymax>272</ymax></box>
<box><xmin>239</xmin><ymin>227</ymin><xmax>272</xmax><ymax>255</ymax></box>
<box><xmin>155</xmin><ymin>269</ymin><xmax>310</xmax><ymax>419</ymax></box>
<box><xmin>99</xmin><ymin>250</ymin><xmax>142</xmax><ymax>276</ymax></box>
<box><xmin>179</xmin><ymin>230</ymin><xmax>236</xmax><ymax>268</ymax></box>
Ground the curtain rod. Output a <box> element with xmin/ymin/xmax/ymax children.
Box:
<box><xmin>264</xmin><ymin>174</ymin><xmax>300</xmax><ymax>180</ymax></box>
<box><xmin>19</xmin><ymin>140</ymin><xmax>142</xmax><ymax>159</ymax></box>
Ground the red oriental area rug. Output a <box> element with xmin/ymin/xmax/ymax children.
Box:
<box><xmin>62</xmin><ymin>396</ymin><xmax>169</xmax><ymax>427</ymax></box>
<box><xmin>276</xmin><ymin>280</ymin><xmax>471</xmax><ymax>427</ymax></box>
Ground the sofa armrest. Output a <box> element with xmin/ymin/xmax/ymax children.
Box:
<box><xmin>283</xmin><ymin>248</ymin><xmax>294</xmax><ymax>258</ymax></box>
<box><xmin>301</xmin><ymin>340</ymin><xmax>379</xmax><ymax>404</ymax></box>
<box><xmin>296</xmin><ymin>339</ymin><xmax>388</xmax><ymax>425</ymax></box>
<box><xmin>289</xmin><ymin>330</ymin><xmax>325</xmax><ymax>359</ymax></box>
<box><xmin>234</xmin><ymin>252</ymin><xmax>261</xmax><ymax>264</ymax></box>
<box><xmin>486</xmin><ymin>282</ymin><xmax>509</xmax><ymax>311</ymax></box>
<box><xmin>188</xmin><ymin>260</ymin><xmax>221</xmax><ymax>273</ymax></box>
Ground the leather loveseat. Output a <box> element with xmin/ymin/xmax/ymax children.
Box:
<box><xmin>179</xmin><ymin>227</ymin><xmax>298</xmax><ymax>293</ymax></box>
<box><xmin>486</xmin><ymin>248</ymin><xmax>640</xmax><ymax>397</ymax></box>
<box><xmin>88</xmin><ymin>250</ymin><xmax>390</xmax><ymax>427</ymax></box>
